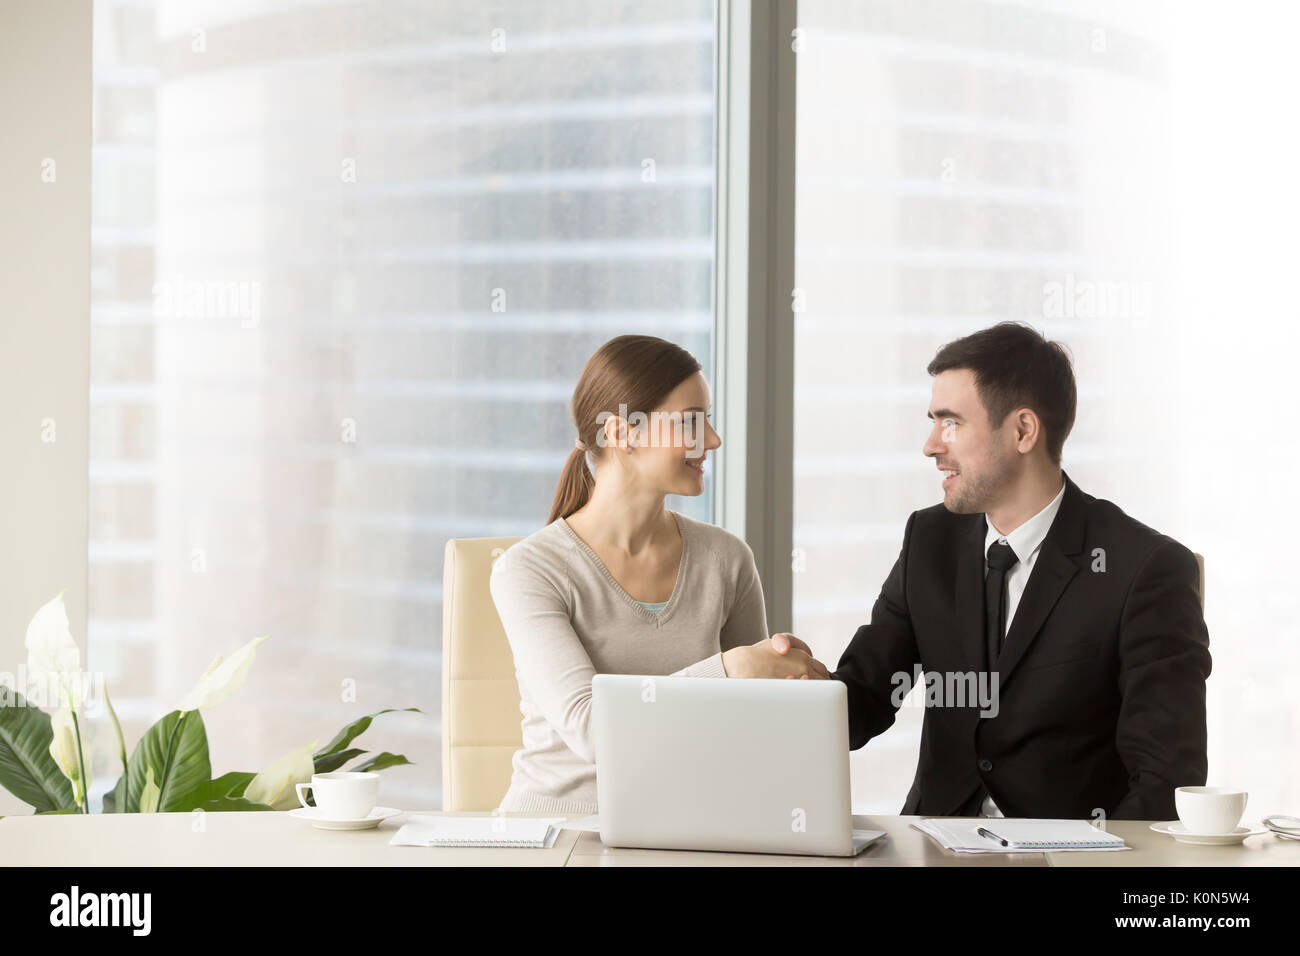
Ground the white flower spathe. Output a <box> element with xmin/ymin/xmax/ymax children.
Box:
<box><xmin>243</xmin><ymin>739</ymin><xmax>318</xmax><ymax>811</ymax></box>
<box><xmin>177</xmin><ymin>636</ymin><xmax>268</xmax><ymax>712</ymax></box>
<box><xmin>25</xmin><ymin>593</ymin><xmax>84</xmax><ymax>710</ymax></box>
<box><xmin>48</xmin><ymin>705</ymin><xmax>90</xmax><ymax>801</ymax></box>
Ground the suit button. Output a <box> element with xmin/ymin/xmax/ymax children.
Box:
<box><xmin>978</xmin><ymin>759</ymin><xmax>993</xmax><ymax>772</ymax></box>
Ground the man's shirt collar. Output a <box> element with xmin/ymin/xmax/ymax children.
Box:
<box><xmin>984</xmin><ymin>478</ymin><xmax>1067</xmax><ymax>564</ymax></box>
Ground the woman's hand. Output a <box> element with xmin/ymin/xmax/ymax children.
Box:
<box><xmin>722</xmin><ymin>635</ymin><xmax>831</xmax><ymax>679</ymax></box>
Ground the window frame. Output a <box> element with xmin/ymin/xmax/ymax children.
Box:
<box><xmin>713</xmin><ymin>0</ymin><xmax>798</xmax><ymax>632</ymax></box>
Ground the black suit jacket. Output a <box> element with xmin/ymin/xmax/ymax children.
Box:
<box><xmin>831</xmin><ymin>473</ymin><xmax>1211</xmax><ymax>820</ymax></box>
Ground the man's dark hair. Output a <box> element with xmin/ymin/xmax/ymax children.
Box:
<box><xmin>926</xmin><ymin>322</ymin><xmax>1077</xmax><ymax>465</ymax></box>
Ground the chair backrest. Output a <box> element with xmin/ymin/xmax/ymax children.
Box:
<box><xmin>1194</xmin><ymin>551</ymin><xmax>1205</xmax><ymax>611</ymax></box>
<box><xmin>441</xmin><ymin>536</ymin><xmax>524</xmax><ymax>811</ymax></box>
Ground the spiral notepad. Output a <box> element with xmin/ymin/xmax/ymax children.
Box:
<box><xmin>915</xmin><ymin>818</ymin><xmax>1128</xmax><ymax>852</ymax></box>
<box><xmin>390</xmin><ymin>816</ymin><xmax>566</xmax><ymax>848</ymax></box>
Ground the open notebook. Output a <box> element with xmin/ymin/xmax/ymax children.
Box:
<box><xmin>914</xmin><ymin>818</ymin><xmax>1129</xmax><ymax>852</ymax></box>
<box><xmin>390</xmin><ymin>816</ymin><xmax>568</xmax><ymax>848</ymax></box>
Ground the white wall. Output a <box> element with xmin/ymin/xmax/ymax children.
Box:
<box><xmin>0</xmin><ymin>0</ymin><xmax>91</xmax><ymax>815</ymax></box>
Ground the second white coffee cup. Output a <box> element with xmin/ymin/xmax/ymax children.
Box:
<box><xmin>1175</xmin><ymin>785</ymin><xmax>1247</xmax><ymax>834</ymax></box>
<box><xmin>296</xmin><ymin>771</ymin><xmax>379</xmax><ymax>819</ymax></box>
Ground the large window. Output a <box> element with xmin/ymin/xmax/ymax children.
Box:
<box><xmin>87</xmin><ymin>0</ymin><xmax>1298</xmax><ymax>818</ymax></box>
<box><xmin>793</xmin><ymin>0</ymin><xmax>1299</xmax><ymax>813</ymax></box>
<box><xmin>90</xmin><ymin>0</ymin><xmax>716</xmax><ymax>810</ymax></box>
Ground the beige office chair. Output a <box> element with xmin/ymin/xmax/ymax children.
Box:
<box><xmin>441</xmin><ymin>536</ymin><xmax>524</xmax><ymax>811</ymax></box>
<box><xmin>1194</xmin><ymin>552</ymin><xmax>1205</xmax><ymax>611</ymax></box>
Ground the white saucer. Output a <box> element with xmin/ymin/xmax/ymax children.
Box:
<box><xmin>288</xmin><ymin>806</ymin><xmax>402</xmax><ymax>830</ymax></box>
<box><xmin>1149</xmin><ymin>821</ymin><xmax>1267</xmax><ymax>845</ymax></box>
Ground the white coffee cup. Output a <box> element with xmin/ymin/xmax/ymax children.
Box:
<box><xmin>296</xmin><ymin>771</ymin><xmax>379</xmax><ymax>819</ymax></box>
<box><xmin>1175</xmin><ymin>786</ymin><xmax>1248</xmax><ymax>834</ymax></box>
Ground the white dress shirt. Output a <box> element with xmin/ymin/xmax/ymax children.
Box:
<box><xmin>978</xmin><ymin>478</ymin><xmax>1067</xmax><ymax>818</ymax></box>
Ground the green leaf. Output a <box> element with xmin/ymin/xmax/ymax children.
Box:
<box><xmin>347</xmin><ymin>752</ymin><xmax>412</xmax><ymax>773</ymax></box>
<box><xmin>170</xmin><ymin>770</ymin><xmax>255</xmax><ymax>810</ymax></box>
<box><xmin>0</xmin><ymin>684</ymin><xmax>77</xmax><ymax>812</ymax></box>
<box><xmin>35</xmin><ymin>808</ymin><xmax>79</xmax><ymax>815</ymax></box>
<box><xmin>313</xmin><ymin>748</ymin><xmax>366</xmax><ymax>774</ymax></box>
<box><xmin>314</xmin><ymin>708</ymin><xmax>421</xmax><ymax>758</ymax></box>
<box><xmin>193</xmin><ymin>796</ymin><xmax>275</xmax><ymax>812</ymax></box>
<box><xmin>206</xmin><ymin>770</ymin><xmax>255</xmax><ymax>800</ymax></box>
<box><xmin>123</xmin><ymin>710</ymin><xmax>211</xmax><ymax>812</ymax></box>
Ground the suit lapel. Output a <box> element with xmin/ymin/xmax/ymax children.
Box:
<box><xmin>994</xmin><ymin>473</ymin><xmax>1087</xmax><ymax>691</ymax></box>
<box><xmin>955</xmin><ymin>515</ymin><xmax>988</xmax><ymax>674</ymax></box>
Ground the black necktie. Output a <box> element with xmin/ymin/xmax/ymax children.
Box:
<box><xmin>985</xmin><ymin>540</ymin><xmax>1019</xmax><ymax>672</ymax></box>
<box><xmin>962</xmin><ymin>540</ymin><xmax>1019</xmax><ymax>817</ymax></box>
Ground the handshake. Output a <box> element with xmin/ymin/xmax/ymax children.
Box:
<box><xmin>721</xmin><ymin>634</ymin><xmax>831</xmax><ymax>680</ymax></box>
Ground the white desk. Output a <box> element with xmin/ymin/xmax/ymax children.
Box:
<box><xmin>568</xmin><ymin>817</ymin><xmax>1300</xmax><ymax>867</ymax></box>
<box><xmin>2</xmin><ymin>811</ymin><xmax>1295</xmax><ymax>866</ymax></box>
<box><xmin>0</xmin><ymin>810</ymin><xmax>577</xmax><ymax>867</ymax></box>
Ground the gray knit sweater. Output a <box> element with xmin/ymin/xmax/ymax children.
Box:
<box><xmin>488</xmin><ymin>510</ymin><xmax>769</xmax><ymax>814</ymax></box>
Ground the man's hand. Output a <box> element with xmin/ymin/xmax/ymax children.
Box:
<box><xmin>722</xmin><ymin>635</ymin><xmax>831</xmax><ymax>680</ymax></box>
<box><xmin>769</xmin><ymin>633</ymin><xmax>832</xmax><ymax>679</ymax></box>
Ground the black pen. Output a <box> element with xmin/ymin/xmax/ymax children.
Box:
<box><xmin>976</xmin><ymin>826</ymin><xmax>1008</xmax><ymax>846</ymax></box>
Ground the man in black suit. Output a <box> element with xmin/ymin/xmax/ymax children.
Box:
<box><xmin>774</xmin><ymin>322</ymin><xmax>1211</xmax><ymax>820</ymax></box>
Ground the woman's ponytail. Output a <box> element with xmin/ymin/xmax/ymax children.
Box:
<box><xmin>547</xmin><ymin>445</ymin><xmax>595</xmax><ymax>524</ymax></box>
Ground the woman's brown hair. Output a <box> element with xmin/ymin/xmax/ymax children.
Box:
<box><xmin>547</xmin><ymin>334</ymin><xmax>702</xmax><ymax>524</ymax></box>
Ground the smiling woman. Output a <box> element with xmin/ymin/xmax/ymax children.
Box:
<box><xmin>488</xmin><ymin>334</ymin><xmax>823</xmax><ymax>815</ymax></box>
<box><xmin>547</xmin><ymin>334</ymin><xmax>711</xmax><ymax>526</ymax></box>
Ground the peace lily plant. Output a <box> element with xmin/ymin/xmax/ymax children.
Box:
<box><xmin>0</xmin><ymin>593</ymin><xmax>419</xmax><ymax>816</ymax></box>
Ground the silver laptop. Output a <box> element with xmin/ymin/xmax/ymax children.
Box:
<box><xmin>591</xmin><ymin>674</ymin><xmax>884</xmax><ymax>857</ymax></box>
